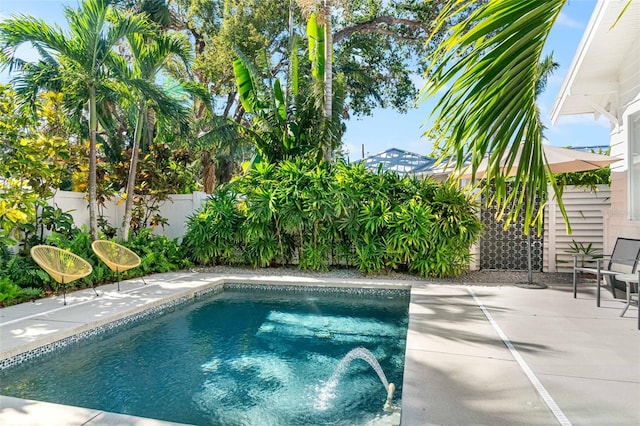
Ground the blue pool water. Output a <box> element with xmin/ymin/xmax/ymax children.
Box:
<box><xmin>1</xmin><ymin>286</ymin><xmax>409</xmax><ymax>425</ymax></box>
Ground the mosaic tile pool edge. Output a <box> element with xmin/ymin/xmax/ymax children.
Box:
<box><xmin>0</xmin><ymin>282</ymin><xmax>409</xmax><ymax>371</ymax></box>
<box><xmin>224</xmin><ymin>282</ymin><xmax>410</xmax><ymax>296</ymax></box>
<box><xmin>0</xmin><ymin>285</ymin><xmax>224</xmax><ymax>371</ymax></box>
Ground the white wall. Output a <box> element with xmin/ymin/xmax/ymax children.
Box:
<box><xmin>606</xmin><ymin>99</ymin><xmax>640</xmax><ymax>252</ymax></box>
<box><xmin>153</xmin><ymin>193</ymin><xmax>209</xmax><ymax>240</ymax></box>
<box><xmin>544</xmin><ymin>185</ymin><xmax>611</xmax><ymax>273</ymax></box>
<box><xmin>47</xmin><ymin>191</ymin><xmax>209</xmax><ymax>241</ymax></box>
<box><xmin>603</xmin><ymin>26</ymin><xmax>640</xmax><ymax>252</ymax></box>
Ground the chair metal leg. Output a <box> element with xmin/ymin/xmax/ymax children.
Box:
<box><xmin>620</xmin><ymin>281</ymin><xmax>640</xmax><ymax>318</ymax></box>
<box><xmin>572</xmin><ymin>259</ymin><xmax>578</xmax><ymax>298</ymax></box>
<box><xmin>636</xmin><ymin>280</ymin><xmax>640</xmax><ymax>331</ymax></box>
<box><xmin>62</xmin><ymin>278</ymin><xmax>67</xmax><ymax>306</ymax></box>
<box><xmin>116</xmin><ymin>267</ymin><xmax>120</xmax><ymax>292</ymax></box>
<box><xmin>596</xmin><ymin>267</ymin><xmax>601</xmax><ymax>308</ymax></box>
<box><xmin>620</xmin><ymin>282</ymin><xmax>632</xmax><ymax>317</ymax></box>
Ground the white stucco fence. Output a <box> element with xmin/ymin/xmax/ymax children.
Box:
<box><xmin>47</xmin><ymin>186</ymin><xmax>609</xmax><ymax>272</ymax></box>
<box><xmin>47</xmin><ymin>191</ymin><xmax>210</xmax><ymax>241</ymax></box>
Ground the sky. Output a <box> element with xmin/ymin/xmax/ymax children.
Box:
<box><xmin>342</xmin><ymin>0</ymin><xmax>612</xmax><ymax>161</ymax></box>
<box><xmin>0</xmin><ymin>0</ymin><xmax>611</xmax><ymax>161</ymax></box>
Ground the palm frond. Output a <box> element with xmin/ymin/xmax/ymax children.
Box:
<box><xmin>233</xmin><ymin>46</ymin><xmax>268</xmax><ymax>113</ymax></box>
<box><xmin>11</xmin><ymin>60</ymin><xmax>62</xmax><ymax>117</ymax></box>
<box><xmin>422</xmin><ymin>0</ymin><xmax>566</xmax><ymax>233</ymax></box>
<box><xmin>0</xmin><ymin>16</ymin><xmax>69</xmax><ymax>63</ymax></box>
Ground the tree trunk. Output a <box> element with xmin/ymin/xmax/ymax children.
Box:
<box><xmin>146</xmin><ymin>108</ymin><xmax>155</xmax><ymax>151</ymax></box>
<box><xmin>202</xmin><ymin>150</ymin><xmax>216</xmax><ymax>194</ymax></box>
<box><xmin>88</xmin><ymin>84</ymin><xmax>99</xmax><ymax>241</ymax></box>
<box><xmin>121</xmin><ymin>104</ymin><xmax>145</xmax><ymax>241</ymax></box>
<box><xmin>323</xmin><ymin>0</ymin><xmax>333</xmax><ymax>162</ymax></box>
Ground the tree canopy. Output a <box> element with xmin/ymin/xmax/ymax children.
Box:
<box><xmin>0</xmin><ymin>0</ymin><xmax>484</xmax><ymax>239</ymax></box>
<box><xmin>168</xmin><ymin>0</ymin><xmax>456</xmax><ymax>119</ymax></box>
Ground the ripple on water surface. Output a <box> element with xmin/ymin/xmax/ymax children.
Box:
<box><xmin>1</xmin><ymin>288</ymin><xmax>409</xmax><ymax>425</ymax></box>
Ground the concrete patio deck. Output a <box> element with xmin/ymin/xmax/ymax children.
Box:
<box><xmin>0</xmin><ymin>272</ymin><xmax>638</xmax><ymax>425</ymax></box>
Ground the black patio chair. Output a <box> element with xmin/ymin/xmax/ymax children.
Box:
<box><xmin>573</xmin><ymin>237</ymin><xmax>640</xmax><ymax>307</ymax></box>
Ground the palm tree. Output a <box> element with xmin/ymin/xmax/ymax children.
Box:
<box><xmin>0</xmin><ymin>0</ymin><xmax>153</xmax><ymax>240</ymax></box>
<box><xmin>118</xmin><ymin>32</ymin><xmax>193</xmax><ymax>240</ymax></box>
<box><xmin>298</xmin><ymin>0</ymin><xmax>338</xmax><ymax>161</ymax></box>
<box><xmin>421</xmin><ymin>0</ymin><xmax>567</xmax><ymax>233</ymax></box>
<box><xmin>321</xmin><ymin>0</ymin><xmax>333</xmax><ymax>161</ymax></box>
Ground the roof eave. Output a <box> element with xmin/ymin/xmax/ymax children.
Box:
<box><xmin>550</xmin><ymin>0</ymin><xmax>609</xmax><ymax>125</ymax></box>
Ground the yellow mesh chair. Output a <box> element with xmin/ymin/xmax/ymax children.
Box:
<box><xmin>30</xmin><ymin>245</ymin><xmax>93</xmax><ymax>305</ymax></box>
<box><xmin>91</xmin><ymin>240</ymin><xmax>146</xmax><ymax>291</ymax></box>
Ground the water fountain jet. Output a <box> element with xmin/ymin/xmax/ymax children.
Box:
<box><xmin>316</xmin><ymin>347</ymin><xmax>396</xmax><ymax>412</ymax></box>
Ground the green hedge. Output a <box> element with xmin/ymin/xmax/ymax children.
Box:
<box><xmin>182</xmin><ymin>160</ymin><xmax>482</xmax><ymax>277</ymax></box>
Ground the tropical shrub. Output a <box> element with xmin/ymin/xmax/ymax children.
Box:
<box><xmin>0</xmin><ymin>85</ymin><xmax>71</xmax><ymax>246</ymax></box>
<box><xmin>0</xmin><ymin>276</ymin><xmax>43</xmax><ymax>306</ymax></box>
<box><xmin>125</xmin><ymin>229</ymin><xmax>192</xmax><ymax>274</ymax></box>
<box><xmin>182</xmin><ymin>159</ymin><xmax>482</xmax><ymax>277</ymax></box>
<box><xmin>0</xmin><ymin>228</ymin><xmax>190</xmax><ymax>306</ymax></box>
<box><xmin>554</xmin><ymin>150</ymin><xmax>611</xmax><ymax>194</ymax></box>
<box><xmin>181</xmin><ymin>189</ymin><xmax>244</xmax><ymax>265</ymax></box>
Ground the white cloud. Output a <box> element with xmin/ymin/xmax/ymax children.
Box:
<box><xmin>556</xmin><ymin>12</ymin><xmax>584</xmax><ymax>29</ymax></box>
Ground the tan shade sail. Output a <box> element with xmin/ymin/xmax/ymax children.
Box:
<box><xmin>461</xmin><ymin>143</ymin><xmax>619</xmax><ymax>179</ymax></box>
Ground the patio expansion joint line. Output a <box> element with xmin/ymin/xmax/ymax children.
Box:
<box><xmin>408</xmin><ymin>347</ymin><xmax>516</xmax><ymax>362</ymax></box>
<box><xmin>466</xmin><ymin>285</ymin><xmax>572</xmax><ymax>426</ymax></box>
<box><xmin>536</xmin><ymin>372</ymin><xmax>640</xmax><ymax>385</ymax></box>
<box><xmin>23</xmin><ymin>317</ymin><xmax>87</xmax><ymax>325</ymax></box>
<box><xmin>80</xmin><ymin>411</ymin><xmax>103</xmax><ymax>426</ymax></box>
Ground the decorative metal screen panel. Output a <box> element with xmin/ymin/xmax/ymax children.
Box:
<box><xmin>479</xmin><ymin>185</ymin><xmax>543</xmax><ymax>271</ymax></box>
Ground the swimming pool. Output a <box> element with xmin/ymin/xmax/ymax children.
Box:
<box><xmin>0</xmin><ymin>284</ymin><xmax>409</xmax><ymax>425</ymax></box>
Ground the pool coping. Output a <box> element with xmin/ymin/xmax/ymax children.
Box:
<box><xmin>0</xmin><ymin>272</ymin><xmax>414</xmax><ymax>425</ymax></box>
<box><xmin>0</xmin><ymin>272</ymin><xmax>412</xmax><ymax>365</ymax></box>
<box><xmin>2</xmin><ymin>271</ymin><xmax>639</xmax><ymax>425</ymax></box>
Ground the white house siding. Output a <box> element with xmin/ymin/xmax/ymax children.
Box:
<box><xmin>544</xmin><ymin>185</ymin><xmax>611</xmax><ymax>273</ymax></box>
<box><xmin>605</xmin><ymin>60</ymin><xmax>640</xmax><ymax>252</ymax></box>
<box><xmin>551</xmin><ymin>0</ymin><xmax>640</xmax><ymax>254</ymax></box>
<box><xmin>605</xmin><ymin>12</ymin><xmax>640</xmax><ymax>252</ymax></box>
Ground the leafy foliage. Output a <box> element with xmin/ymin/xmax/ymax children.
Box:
<box><xmin>112</xmin><ymin>143</ymin><xmax>198</xmax><ymax>236</ymax></box>
<box><xmin>422</xmin><ymin>0</ymin><xmax>566</xmax><ymax>234</ymax></box>
<box><xmin>554</xmin><ymin>149</ymin><xmax>611</xmax><ymax>194</ymax></box>
<box><xmin>182</xmin><ymin>159</ymin><xmax>482</xmax><ymax>276</ymax></box>
<box><xmin>0</xmin><ymin>276</ymin><xmax>43</xmax><ymax>306</ymax></box>
<box><xmin>0</xmin><ymin>227</ymin><xmax>189</xmax><ymax>306</ymax></box>
<box><xmin>0</xmin><ymin>0</ymin><xmax>158</xmax><ymax>239</ymax></box>
<box><xmin>562</xmin><ymin>240</ymin><xmax>602</xmax><ymax>268</ymax></box>
<box><xmin>232</xmin><ymin>35</ymin><xmax>345</xmax><ymax>163</ymax></box>
<box><xmin>0</xmin><ymin>85</ymin><xmax>71</xmax><ymax>246</ymax></box>
<box><xmin>181</xmin><ymin>189</ymin><xmax>243</xmax><ymax>265</ymax></box>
